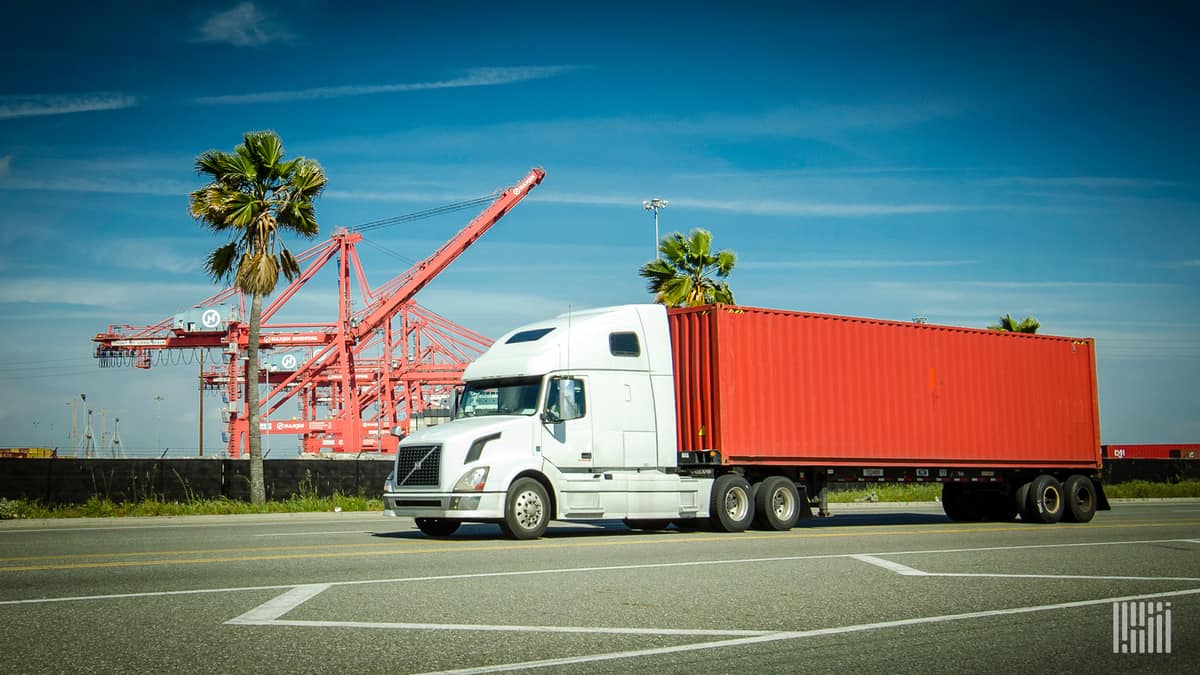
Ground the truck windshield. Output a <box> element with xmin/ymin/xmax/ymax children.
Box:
<box><xmin>455</xmin><ymin>378</ymin><xmax>542</xmax><ymax>418</ymax></box>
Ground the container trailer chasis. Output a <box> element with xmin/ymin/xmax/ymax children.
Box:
<box><xmin>383</xmin><ymin>304</ymin><xmax>1107</xmax><ymax>538</ymax></box>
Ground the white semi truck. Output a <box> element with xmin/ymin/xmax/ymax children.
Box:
<box><xmin>383</xmin><ymin>305</ymin><xmax>716</xmax><ymax>538</ymax></box>
<box><xmin>383</xmin><ymin>303</ymin><xmax>1105</xmax><ymax>539</ymax></box>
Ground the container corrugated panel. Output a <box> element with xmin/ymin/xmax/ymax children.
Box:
<box><xmin>669</xmin><ymin>305</ymin><xmax>1101</xmax><ymax>469</ymax></box>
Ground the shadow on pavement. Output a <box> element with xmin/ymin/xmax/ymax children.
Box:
<box><xmin>371</xmin><ymin>511</ymin><xmax>956</xmax><ymax>540</ymax></box>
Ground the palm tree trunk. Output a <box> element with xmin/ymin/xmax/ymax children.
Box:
<box><xmin>247</xmin><ymin>292</ymin><xmax>266</xmax><ymax>505</ymax></box>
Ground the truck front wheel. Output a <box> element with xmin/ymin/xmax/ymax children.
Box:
<box><xmin>501</xmin><ymin>477</ymin><xmax>550</xmax><ymax>539</ymax></box>
<box><xmin>710</xmin><ymin>474</ymin><xmax>754</xmax><ymax>532</ymax></box>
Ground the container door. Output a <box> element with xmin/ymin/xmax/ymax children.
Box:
<box><xmin>538</xmin><ymin>376</ymin><xmax>593</xmax><ymax>471</ymax></box>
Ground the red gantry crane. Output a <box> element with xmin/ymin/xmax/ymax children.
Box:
<box><xmin>92</xmin><ymin>168</ymin><xmax>545</xmax><ymax>457</ymax></box>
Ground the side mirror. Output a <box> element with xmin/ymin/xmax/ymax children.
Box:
<box><xmin>391</xmin><ymin>425</ymin><xmax>406</xmax><ymax>440</ymax></box>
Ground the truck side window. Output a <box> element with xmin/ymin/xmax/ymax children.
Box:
<box><xmin>545</xmin><ymin>377</ymin><xmax>586</xmax><ymax>422</ymax></box>
<box><xmin>609</xmin><ymin>332</ymin><xmax>640</xmax><ymax>357</ymax></box>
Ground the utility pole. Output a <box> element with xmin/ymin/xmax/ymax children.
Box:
<box><xmin>643</xmin><ymin>198</ymin><xmax>668</xmax><ymax>259</ymax></box>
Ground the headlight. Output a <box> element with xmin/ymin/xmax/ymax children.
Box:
<box><xmin>453</xmin><ymin>466</ymin><xmax>489</xmax><ymax>492</ymax></box>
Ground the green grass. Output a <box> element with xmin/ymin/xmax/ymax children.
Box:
<box><xmin>0</xmin><ymin>493</ymin><xmax>383</xmax><ymax>520</ymax></box>
<box><xmin>828</xmin><ymin>483</ymin><xmax>944</xmax><ymax>503</ymax></box>
<box><xmin>1103</xmin><ymin>480</ymin><xmax>1200</xmax><ymax>499</ymax></box>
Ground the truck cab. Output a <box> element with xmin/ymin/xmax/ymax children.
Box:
<box><xmin>382</xmin><ymin>305</ymin><xmax>709</xmax><ymax>538</ymax></box>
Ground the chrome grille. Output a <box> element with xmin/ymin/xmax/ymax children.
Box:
<box><xmin>395</xmin><ymin>444</ymin><xmax>441</xmax><ymax>488</ymax></box>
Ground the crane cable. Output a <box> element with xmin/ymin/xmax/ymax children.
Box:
<box><xmin>348</xmin><ymin>193</ymin><xmax>501</xmax><ymax>233</ymax></box>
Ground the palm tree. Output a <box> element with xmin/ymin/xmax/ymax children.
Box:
<box><xmin>639</xmin><ymin>228</ymin><xmax>736</xmax><ymax>307</ymax></box>
<box><xmin>189</xmin><ymin>131</ymin><xmax>326</xmax><ymax>504</ymax></box>
<box><xmin>988</xmin><ymin>313</ymin><xmax>1040</xmax><ymax>334</ymax></box>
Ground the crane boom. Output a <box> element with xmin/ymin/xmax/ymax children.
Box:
<box><xmin>351</xmin><ymin>167</ymin><xmax>545</xmax><ymax>341</ymax></box>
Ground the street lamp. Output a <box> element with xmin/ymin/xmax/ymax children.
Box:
<box><xmin>154</xmin><ymin>395</ymin><xmax>164</xmax><ymax>452</ymax></box>
<box><xmin>643</xmin><ymin>198</ymin><xmax>668</xmax><ymax>259</ymax></box>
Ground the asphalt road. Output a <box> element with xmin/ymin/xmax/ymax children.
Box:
<box><xmin>2</xmin><ymin>501</ymin><xmax>1198</xmax><ymax>673</ymax></box>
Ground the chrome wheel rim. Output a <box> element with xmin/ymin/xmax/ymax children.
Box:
<box><xmin>513</xmin><ymin>489</ymin><xmax>544</xmax><ymax>530</ymax></box>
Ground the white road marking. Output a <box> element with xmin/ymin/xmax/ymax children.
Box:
<box><xmin>851</xmin><ymin>555</ymin><xmax>928</xmax><ymax>575</ymax></box>
<box><xmin>854</xmin><ymin>555</ymin><xmax>1200</xmax><ymax>581</ymax></box>
<box><xmin>227</xmin><ymin>584</ymin><xmax>331</xmax><ymax>624</ymax></box>
<box><xmin>248</xmin><ymin>618</ymin><xmax>771</xmax><ymax>637</ymax></box>
<box><xmin>3</xmin><ymin>537</ymin><xmax>1196</xmax><ymax>607</ymax></box>
<box><xmin>253</xmin><ymin>531</ymin><xmax>375</xmax><ymax>537</ymax></box>
<box><xmin>0</xmin><ymin>583</ymin><xmax>298</xmax><ymax>606</ymax></box>
<box><xmin>420</xmin><ymin>587</ymin><xmax>1200</xmax><ymax>674</ymax></box>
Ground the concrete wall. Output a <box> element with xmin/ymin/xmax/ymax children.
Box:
<box><xmin>0</xmin><ymin>458</ymin><xmax>393</xmax><ymax>504</ymax></box>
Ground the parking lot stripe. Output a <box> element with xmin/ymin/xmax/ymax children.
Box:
<box><xmin>421</xmin><ymin>586</ymin><xmax>1200</xmax><ymax>674</ymax></box>
<box><xmin>227</xmin><ymin>584</ymin><xmax>332</xmax><ymax>624</ymax></box>
<box><xmin>6</xmin><ymin>537</ymin><xmax>1195</xmax><ymax>607</ymax></box>
<box><xmin>851</xmin><ymin>555</ymin><xmax>928</xmax><ymax>575</ymax></box>
<box><xmin>251</xmin><ymin>618</ymin><xmax>772</xmax><ymax>637</ymax></box>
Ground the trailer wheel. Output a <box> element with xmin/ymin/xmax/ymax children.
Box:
<box><xmin>710</xmin><ymin>474</ymin><xmax>754</xmax><ymax>532</ymax></box>
<box><xmin>1025</xmin><ymin>474</ymin><xmax>1064</xmax><ymax>524</ymax></box>
<box><xmin>1014</xmin><ymin>481</ymin><xmax>1034</xmax><ymax>521</ymax></box>
<box><xmin>753</xmin><ymin>476</ymin><xmax>801</xmax><ymax>531</ymax></box>
<box><xmin>624</xmin><ymin>519</ymin><xmax>672</xmax><ymax>531</ymax></box>
<box><xmin>501</xmin><ymin>477</ymin><xmax>550</xmax><ymax>539</ymax></box>
<box><xmin>415</xmin><ymin>518</ymin><xmax>460</xmax><ymax>537</ymax></box>
<box><xmin>1062</xmin><ymin>475</ymin><xmax>1098</xmax><ymax>523</ymax></box>
<box><xmin>941</xmin><ymin>483</ymin><xmax>982</xmax><ymax>522</ymax></box>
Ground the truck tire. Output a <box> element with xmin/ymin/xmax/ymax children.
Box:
<box><xmin>624</xmin><ymin>519</ymin><xmax>672</xmax><ymax>531</ymax></box>
<box><xmin>501</xmin><ymin>477</ymin><xmax>550</xmax><ymax>539</ymax></box>
<box><xmin>1062</xmin><ymin>474</ymin><xmax>1098</xmax><ymax>523</ymax></box>
<box><xmin>1025</xmin><ymin>474</ymin><xmax>1064</xmax><ymax>524</ymax></box>
<box><xmin>941</xmin><ymin>483</ymin><xmax>982</xmax><ymax>522</ymax></box>
<box><xmin>1014</xmin><ymin>481</ymin><xmax>1034</xmax><ymax>521</ymax></box>
<box><xmin>710</xmin><ymin>474</ymin><xmax>754</xmax><ymax>532</ymax></box>
<box><xmin>415</xmin><ymin>517</ymin><xmax>460</xmax><ymax>537</ymax></box>
<box><xmin>753</xmin><ymin>476</ymin><xmax>801</xmax><ymax>531</ymax></box>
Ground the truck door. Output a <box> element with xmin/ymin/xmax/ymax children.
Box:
<box><xmin>538</xmin><ymin>376</ymin><xmax>593</xmax><ymax>471</ymax></box>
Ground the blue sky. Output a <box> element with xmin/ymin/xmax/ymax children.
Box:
<box><xmin>1</xmin><ymin>1</ymin><xmax>1197</xmax><ymax>456</ymax></box>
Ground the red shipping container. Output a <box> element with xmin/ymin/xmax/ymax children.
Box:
<box><xmin>1103</xmin><ymin>444</ymin><xmax>1200</xmax><ymax>459</ymax></box>
<box><xmin>669</xmin><ymin>305</ymin><xmax>1101</xmax><ymax>470</ymax></box>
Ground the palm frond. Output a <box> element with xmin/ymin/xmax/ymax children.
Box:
<box><xmin>205</xmin><ymin>242</ymin><xmax>240</xmax><ymax>284</ymax></box>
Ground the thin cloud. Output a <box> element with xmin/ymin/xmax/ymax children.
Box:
<box><xmin>0</xmin><ymin>175</ymin><xmax>193</xmax><ymax>196</ymax></box>
<box><xmin>961</xmin><ymin>280</ymin><xmax>1175</xmax><ymax>289</ymax></box>
<box><xmin>195</xmin><ymin>66</ymin><xmax>580</xmax><ymax>105</ymax></box>
<box><xmin>743</xmin><ymin>259</ymin><xmax>978</xmax><ymax>270</ymax></box>
<box><xmin>986</xmin><ymin>176</ymin><xmax>1176</xmax><ymax>190</ymax></box>
<box><xmin>328</xmin><ymin>187</ymin><xmax>973</xmax><ymax>217</ymax></box>
<box><xmin>1157</xmin><ymin>259</ymin><xmax>1200</xmax><ymax>269</ymax></box>
<box><xmin>195</xmin><ymin>2</ymin><xmax>295</xmax><ymax>47</ymax></box>
<box><xmin>680</xmin><ymin>197</ymin><xmax>970</xmax><ymax>217</ymax></box>
<box><xmin>0</xmin><ymin>93</ymin><xmax>138</xmax><ymax>120</ymax></box>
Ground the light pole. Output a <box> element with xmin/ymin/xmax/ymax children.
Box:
<box><xmin>154</xmin><ymin>394</ymin><xmax>164</xmax><ymax>453</ymax></box>
<box><xmin>643</xmin><ymin>198</ymin><xmax>668</xmax><ymax>259</ymax></box>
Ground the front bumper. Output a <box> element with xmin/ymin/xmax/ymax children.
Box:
<box><xmin>383</xmin><ymin>491</ymin><xmax>505</xmax><ymax>520</ymax></box>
